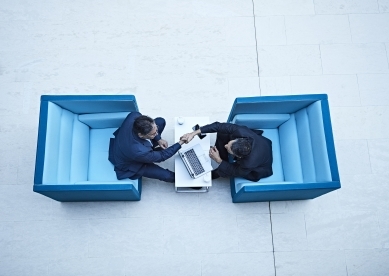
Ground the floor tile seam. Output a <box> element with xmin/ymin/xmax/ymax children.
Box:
<box><xmin>384</xmin><ymin>43</ymin><xmax>389</xmax><ymax>69</ymax></box>
<box><xmin>251</xmin><ymin>0</ymin><xmax>261</xmax><ymax>95</ymax></box>
<box><xmin>363</xmin><ymin>138</ymin><xmax>375</xmax><ymax>175</ymax></box>
<box><xmin>268</xmin><ymin>202</ymin><xmax>277</xmax><ymax>276</ymax></box>
<box><xmin>347</xmin><ymin>14</ymin><xmax>354</xmax><ymax>44</ymax></box>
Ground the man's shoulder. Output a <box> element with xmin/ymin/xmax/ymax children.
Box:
<box><xmin>121</xmin><ymin>111</ymin><xmax>141</xmax><ymax>127</ymax></box>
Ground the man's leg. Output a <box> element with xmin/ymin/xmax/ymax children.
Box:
<box><xmin>141</xmin><ymin>163</ymin><xmax>175</xmax><ymax>183</ymax></box>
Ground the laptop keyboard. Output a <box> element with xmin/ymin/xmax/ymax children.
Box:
<box><xmin>184</xmin><ymin>149</ymin><xmax>205</xmax><ymax>175</ymax></box>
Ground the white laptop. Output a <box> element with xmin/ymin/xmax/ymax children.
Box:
<box><xmin>178</xmin><ymin>143</ymin><xmax>213</xmax><ymax>179</ymax></box>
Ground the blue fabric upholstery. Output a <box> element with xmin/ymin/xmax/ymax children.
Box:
<box><xmin>70</xmin><ymin>116</ymin><xmax>90</xmax><ymax>183</ymax></box>
<box><xmin>307</xmin><ymin>101</ymin><xmax>331</xmax><ymax>182</ymax></box>
<box><xmin>42</xmin><ymin>102</ymin><xmax>62</xmax><ymax>184</ymax></box>
<box><xmin>43</xmin><ymin>102</ymin><xmax>90</xmax><ymax>184</ymax></box>
<box><xmin>279</xmin><ymin>113</ymin><xmax>304</xmax><ymax>183</ymax></box>
<box><xmin>57</xmin><ymin>109</ymin><xmax>74</xmax><ymax>183</ymax></box>
<box><xmin>78</xmin><ymin>112</ymin><xmax>130</xmax><ymax>129</ymax></box>
<box><xmin>34</xmin><ymin>95</ymin><xmax>141</xmax><ymax>202</ymax></box>
<box><xmin>231</xmin><ymin>114</ymin><xmax>290</xmax><ymax>129</ymax></box>
<box><xmin>227</xmin><ymin>94</ymin><xmax>340</xmax><ymax>203</ymax></box>
<box><xmin>295</xmin><ymin>108</ymin><xmax>316</xmax><ymax>182</ymax></box>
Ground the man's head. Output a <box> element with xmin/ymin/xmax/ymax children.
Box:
<box><xmin>134</xmin><ymin>115</ymin><xmax>158</xmax><ymax>139</ymax></box>
<box><xmin>225</xmin><ymin>138</ymin><xmax>252</xmax><ymax>158</ymax></box>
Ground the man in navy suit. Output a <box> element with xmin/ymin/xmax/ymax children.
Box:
<box><xmin>183</xmin><ymin>122</ymin><xmax>273</xmax><ymax>181</ymax></box>
<box><xmin>109</xmin><ymin>112</ymin><xmax>187</xmax><ymax>183</ymax></box>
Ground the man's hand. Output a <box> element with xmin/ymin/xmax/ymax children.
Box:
<box><xmin>180</xmin><ymin>129</ymin><xmax>201</xmax><ymax>144</ymax></box>
<box><xmin>157</xmin><ymin>139</ymin><xmax>168</xmax><ymax>149</ymax></box>
<box><xmin>178</xmin><ymin>136</ymin><xmax>188</xmax><ymax>145</ymax></box>
<box><xmin>209</xmin><ymin>146</ymin><xmax>222</xmax><ymax>164</ymax></box>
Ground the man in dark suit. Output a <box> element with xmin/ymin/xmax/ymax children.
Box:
<box><xmin>183</xmin><ymin>122</ymin><xmax>273</xmax><ymax>181</ymax></box>
<box><xmin>109</xmin><ymin>112</ymin><xmax>187</xmax><ymax>183</ymax></box>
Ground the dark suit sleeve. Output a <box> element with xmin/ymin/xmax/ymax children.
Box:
<box><xmin>199</xmin><ymin>122</ymin><xmax>239</xmax><ymax>134</ymax></box>
<box><xmin>217</xmin><ymin>160</ymin><xmax>252</xmax><ymax>178</ymax></box>
<box><xmin>133</xmin><ymin>143</ymin><xmax>181</xmax><ymax>163</ymax></box>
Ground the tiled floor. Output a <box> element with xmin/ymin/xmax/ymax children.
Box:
<box><xmin>1</xmin><ymin>0</ymin><xmax>389</xmax><ymax>275</ymax></box>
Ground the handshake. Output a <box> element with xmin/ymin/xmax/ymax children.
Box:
<box><xmin>177</xmin><ymin>128</ymin><xmax>202</xmax><ymax>145</ymax></box>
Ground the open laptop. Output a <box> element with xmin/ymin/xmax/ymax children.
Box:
<box><xmin>178</xmin><ymin>143</ymin><xmax>213</xmax><ymax>179</ymax></box>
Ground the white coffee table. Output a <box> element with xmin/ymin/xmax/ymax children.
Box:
<box><xmin>174</xmin><ymin>117</ymin><xmax>212</xmax><ymax>193</ymax></box>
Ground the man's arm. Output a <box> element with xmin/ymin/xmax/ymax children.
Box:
<box><xmin>182</xmin><ymin>122</ymin><xmax>238</xmax><ymax>143</ymax></box>
<box><xmin>134</xmin><ymin>138</ymin><xmax>187</xmax><ymax>163</ymax></box>
<box><xmin>217</xmin><ymin>161</ymin><xmax>253</xmax><ymax>178</ymax></box>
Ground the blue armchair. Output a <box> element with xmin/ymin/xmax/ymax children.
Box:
<box><xmin>227</xmin><ymin>94</ymin><xmax>340</xmax><ymax>203</ymax></box>
<box><xmin>34</xmin><ymin>95</ymin><xmax>141</xmax><ymax>202</ymax></box>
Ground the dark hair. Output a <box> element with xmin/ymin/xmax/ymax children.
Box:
<box><xmin>133</xmin><ymin>115</ymin><xmax>154</xmax><ymax>135</ymax></box>
<box><xmin>231</xmin><ymin>138</ymin><xmax>252</xmax><ymax>157</ymax></box>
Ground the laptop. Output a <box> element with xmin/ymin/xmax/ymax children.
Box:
<box><xmin>178</xmin><ymin>143</ymin><xmax>213</xmax><ymax>179</ymax></box>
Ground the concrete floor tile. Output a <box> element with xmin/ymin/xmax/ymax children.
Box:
<box><xmin>275</xmin><ymin>250</ymin><xmax>347</xmax><ymax>276</ymax></box>
<box><xmin>271</xmin><ymin>213</ymin><xmax>309</xmax><ymax>251</ymax></box>
<box><xmin>88</xmin><ymin>217</ymin><xmax>164</xmax><ymax>257</ymax></box>
<box><xmin>368</xmin><ymin>139</ymin><xmax>389</xmax><ymax>175</ymax></box>
<box><xmin>321</xmin><ymin>44</ymin><xmax>389</xmax><ymax>74</ymax></box>
<box><xmin>257</xmin><ymin>45</ymin><xmax>322</xmax><ymax>76</ymax></box>
<box><xmin>285</xmin><ymin>15</ymin><xmax>351</xmax><ymax>44</ymax></box>
<box><xmin>202</xmin><ymin>252</ymin><xmax>275</xmax><ymax>276</ymax></box>
<box><xmin>163</xmin><ymin>215</ymin><xmax>239</xmax><ymax>254</ymax></box>
<box><xmin>335</xmin><ymin>139</ymin><xmax>372</xmax><ymax>175</ymax></box>
<box><xmin>0</xmin><ymin>185</ymin><xmax>52</xmax><ymax>222</ymax></box>
<box><xmin>199</xmin><ymin>190</ymin><xmax>270</xmax><ymax>216</ymax></box>
<box><xmin>125</xmin><ymin>254</ymin><xmax>201</xmax><ymax>276</ymax></box>
<box><xmin>358</xmin><ymin>74</ymin><xmax>389</xmax><ymax>106</ymax></box>
<box><xmin>350</xmin><ymin>14</ymin><xmax>389</xmax><ymax>43</ymax></box>
<box><xmin>0</xmin><ymin>257</ymin><xmax>48</xmax><ymax>276</ymax></box>
<box><xmin>10</xmin><ymin>219</ymin><xmax>89</xmax><ymax>260</ymax></box>
<box><xmin>340</xmin><ymin>210</ymin><xmax>386</xmax><ymax>249</ymax></box>
<box><xmin>255</xmin><ymin>16</ymin><xmax>287</xmax><ymax>45</ymax></box>
<box><xmin>314</xmin><ymin>0</ymin><xmax>379</xmax><ymax>14</ymax></box>
<box><xmin>228</xmin><ymin>77</ymin><xmax>261</xmax><ymax>98</ymax></box>
<box><xmin>259</xmin><ymin>76</ymin><xmax>292</xmax><ymax>95</ymax></box>
<box><xmin>290</xmin><ymin>75</ymin><xmax>360</xmax><ymax>107</ymax></box>
<box><xmin>345</xmin><ymin>249</ymin><xmax>389</xmax><ymax>275</ymax></box>
<box><xmin>338</xmin><ymin>174</ymin><xmax>389</xmax><ymax>212</ymax></box>
<box><xmin>331</xmin><ymin>106</ymin><xmax>389</xmax><ymax>140</ymax></box>
<box><xmin>254</xmin><ymin>0</ymin><xmax>315</xmax><ymax>16</ymax></box>
<box><xmin>305</xmin><ymin>212</ymin><xmax>344</xmax><ymax>250</ymax></box>
<box><xmin>48</xmin><ymin>257</ymin><xmax>125</xmax><ymax>276</ymax></box>
<box><xmin>237</xmin><ymin>214</ymin><xmax>273</xmax><ymax>252</ymax></box>
<box><xmin>379</xmin><ymin>0</ymin><xmax>389</xmax><ymax>12</ymax></box>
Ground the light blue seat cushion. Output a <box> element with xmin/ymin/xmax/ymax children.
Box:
<box><xmin>277</xmin><ymin>101</ymin><xmax>331</xmax><ymax>183</ymax></box>
<box><xmin>43</xmin><ymin>102</ymin><xmax>89</xmax><ymax>184</ymax></box>
<box><xmin>78</xmin><ymin>112</ymin><xmax>130</xmax><ymax>129</ymax></box>
<box><xmin>70</xmin><ymin>116</ymin><xmax>90</xmax><ymax>183</ymax></box>
<box><xmin>43</xmin><ymin>102</ymin><xmax>63</xmax><ymax>184</ymax></box>
<box><xmin>279</xmin><ymin>113</ymin><xmax>304</xmax><ymax>183</ymax></box>
<box><xmin>234</xmin><ymin>128</ymin><xmax>285</xmax><ymax>192</ymax></box>
<box><xmin>295</xmin><ymin>108</ymin><xmax>316</xmax><ymax>182</ymax></box>
<box><xmin>307</xmin><ymin>101</ymin><xmax>331</xmax><ymax>181</ymax></box>
<box><xmin>232</xmin><ymin>114</ymin><xmax>290</xmax><ymax>129</ymax></box>
<box><xmin>88</xmin><ymin>128</ymin><xmax>138</xmax><ymax>190</ymax></box>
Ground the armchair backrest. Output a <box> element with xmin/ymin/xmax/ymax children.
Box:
<box><xmin>43</xmin><ymin>102</ymin><xmax>89</xmax><ymax>184</ymax></box>
<box><xmin>279</xmin><ymin>101</ymin><xmax>331</xmax><ymax>183</ymax></box>
<box><xmin>227</xmin><ymin>94</ymin><xmax>339</xmax><ymax>184</ymax></box>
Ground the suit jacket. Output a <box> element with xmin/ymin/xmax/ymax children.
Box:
<box><xmin>200</xmin><ymin>122</ymin><xmax>273</xmax><ymax>182</ymax></box>
<box><xmin>109</xmin><ymin>112</ymin><xmax>181</xmax><ymax>180</ymax></box>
